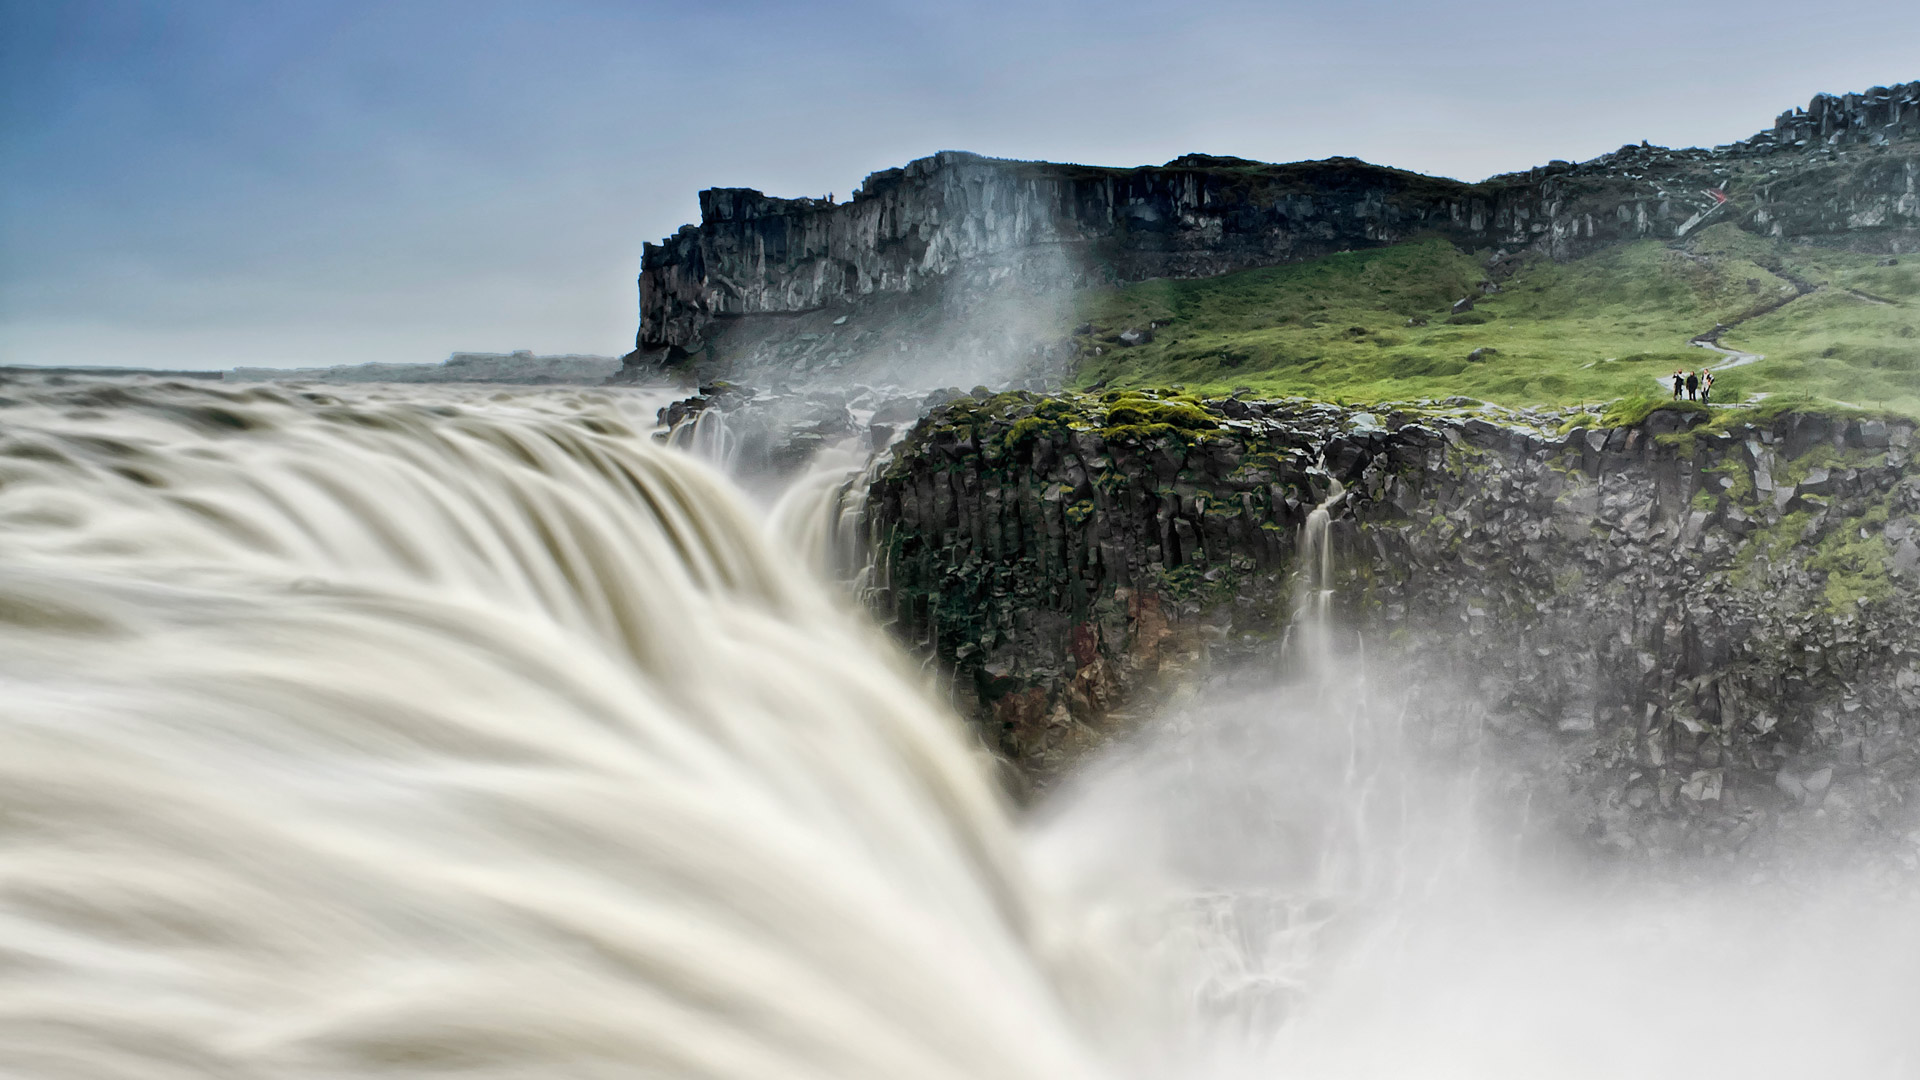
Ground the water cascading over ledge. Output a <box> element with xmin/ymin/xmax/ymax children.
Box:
<box><xmin>5</xmin><ymin>374</ymin><xmax>1917</xmax><ymax>1077</ymax></box>
<box><xmin>859</xmin><ymin>389</ymin><xmax>1920</xmax><ymax>861</ymax></box>
<box><xmin>0</xmin><ymin>376</ymin><xmax>1118</xmax><ymax>1079</ymax></box>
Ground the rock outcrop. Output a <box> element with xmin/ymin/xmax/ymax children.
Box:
<box><xmin>861</xmin><ymin>390</ymin><xmax>1920</xmax><ymax>860</ymax></box>
<box><xmin>629</xmin><ymin>83</ymin><xmax>1920</xmax><ymax>381</ymax></box>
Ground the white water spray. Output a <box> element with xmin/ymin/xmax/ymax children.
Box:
<box><xmin>667</xmin><ymin>405</ymin><xmax>742</xmax><ymax>471</ymax></box>
<box><xmin>0</xmin><ymin>377</ymin><xmax>1114</xmax><ymax>1080</ymax></box>
<box><xmin>1032</xmin><ymin>450</ymin><xmax>1920</xmax><ymax>1079</ymax></box>
<box><xmin>4</xmin><ymin>375</ymin><xmax>1916</xmax><ymax>1079</ymax></box>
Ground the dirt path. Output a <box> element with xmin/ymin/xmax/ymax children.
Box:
<box><xmin>1846</xmin><ymin>288</ymin><xmax>1897</xmax><ymax>306</ymax></box>
<box><xmin>1650</xmin><ymin>270</ymin><xmax>1822</xmax><ymax>394</ymax></box>
<box><xmin>1693</xmin><ymin>339</ymin><xmax>1764</xmax><ymax>369</ymax></box>
<box><xmin>1650</xmin><ymin>336</ymin><xmax>1765</xmax><ymax>393</ymax></box>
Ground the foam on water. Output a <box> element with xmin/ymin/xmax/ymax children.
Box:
<box><xmin>2</xmin><ymin>375</ymin><xmax>1915</xmax><ymax>1078</ymax></box>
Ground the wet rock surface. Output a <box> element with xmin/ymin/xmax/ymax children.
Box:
<box><xmin>862</xmin><ymin>392</ymin><xmax>1920</xmax><ymax>860</ymax></box>
<box><xmin>656</xmin><ymin>382</ymin><xmax>927</xmax><ymax>479</ymax></box>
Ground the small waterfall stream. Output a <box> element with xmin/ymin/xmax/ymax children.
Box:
<box><xmin>666</xmin><ymin>404</ymin><xmax>741</xmax><ymax>471</ymax></box>
<box><xmin>1024</xmin><ymin>446</ymin><xmax>1920</xmax><ymax>1078</ymax></box>
<box><xmin>1282</xmin><ymin>474</ymin><xmax>1348</xmax><ymax>675</ymax></box>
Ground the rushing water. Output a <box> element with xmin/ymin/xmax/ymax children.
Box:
<box><xmin>0</xmin><ymin>378</ymin><xmax>1111</xmax><ymax>1079</ymax></box>
<box><xmin>2</xmin><ymin>376</ymin><xmax>1916</xmax><ymax>1078</ymax></box>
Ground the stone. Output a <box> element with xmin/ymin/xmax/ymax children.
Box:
<box><xmin>1451</xmin><ymin>297</ymin><xmax>1476</xmax><ymax>315</ymax></box>
<box><xmin>863</xmin><ymin>389</ymin><xmax>1920</xmax><ymax>857</ymax></box>
<box><xmin>1894</xmin><ymin>538</ymin><xmax>1920</xmax><ymax>577</ymax></box>
<box><xmin>1679</xmin><ymin>769</ymin><xmax>1723</xmax><ymax>801</ymax></box>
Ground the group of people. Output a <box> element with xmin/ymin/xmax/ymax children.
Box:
<box><xmin>1673</xmin><ymin>368</ymin><xmax>1715</xmax><ymax>403</ymax></box>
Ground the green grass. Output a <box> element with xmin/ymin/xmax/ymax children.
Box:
<box><xmin>1068</xmin><ymin>225</ymin><xmax>1920</xmax><ymax>416</ymax></box>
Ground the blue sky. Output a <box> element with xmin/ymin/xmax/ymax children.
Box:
<box><xmin>3</xmin><ymin>0</ymin><xmax>1916</xmax><ymax>370</ymax></box>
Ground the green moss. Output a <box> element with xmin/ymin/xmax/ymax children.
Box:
<box><xmin>1772</xmin><ymin>441</ymin><xmax>1886</xmax><ymax>487</ymax></box>
<box><xmin>1104</xmin><ymin>399</ymin><xmax>1218</xmax><ymax>430</ymax></box>
<box><xmin>1704</xmin><ymin>457</ymin><xmax>1755</xmax><ymax>503</ymax></box>
<box><xmin>1730</xmin><ymin>509</ymin><xmax>1812</xmax><ymax>590</ymax></box>
<box><xmin>1003</xmin><ymin>414</ymin><xmax>1064</xmax><ymax>449</ymax></box>
<box><xmin>1808</xmin><ymin>526</ymin><xmax>1895</xmax><ymax>615</ymax></box>
<box><xmin>1150</xmin><ymin>562</ymin><xmax>1248</xmax><ymax>607</ymax></box>
<box><xmin>1725</xmin><ymin>496</ymin><xmax>1894</xmax><ymax>616</ymax></box>
<box><xmin>1603</xmin><ymin>394</ymin><xmax>1708</xmax><ymax>429</ymax></box>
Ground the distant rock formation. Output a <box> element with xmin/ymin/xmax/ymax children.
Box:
<box><xmin>627</xmin><ymin>81</ymin><xmax>1920</xmax><ymax>382</ymax></box>
<box><xmin>229</xmin><ymin>350</ymin><xmax>621</xmax><ymax>384</ymax></box>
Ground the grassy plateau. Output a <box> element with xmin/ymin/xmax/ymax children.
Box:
<box><xmin>1068</xmin><ymin>223</ymin><xmax>1920</xmax><ymax>417</ymax></box>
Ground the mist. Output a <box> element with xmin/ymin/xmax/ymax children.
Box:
<box><xmin>1028</xmin><ymin>654</ymin><xmax>1920</xmax><ymax>1078</ymax></box>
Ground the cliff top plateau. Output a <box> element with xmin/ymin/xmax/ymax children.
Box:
<box><xmin>627</xmin><ymin>81</ymin><xmax>1919</xmax><ymax>417</ymax></box>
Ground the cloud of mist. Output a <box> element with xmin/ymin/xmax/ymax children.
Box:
<box><xmin>1024</xmin><ymin>652</ymin><xmax>1920</xmax><ymax>1079</ymax></box>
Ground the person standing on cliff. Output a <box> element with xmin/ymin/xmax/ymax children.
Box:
<box><xmin>1685</xmin><ymin>370</ymin><xmax>1700</xmax><ymax>401</ymax></box>
<box><xmin>1673</xmin><ymin>370</ymin><xmax>1685</xmax><ymax>399</ymax></box>
<box><xmin>1701</xmin><ymin>370</ymin><xmax>1714</xmax><ymax>404</ymax></box>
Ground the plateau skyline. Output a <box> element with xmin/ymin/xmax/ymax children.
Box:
<box><xmin>3</xmin><ymin>0</ymin><xmax>1915</xmax><ymax>370</ymax></box>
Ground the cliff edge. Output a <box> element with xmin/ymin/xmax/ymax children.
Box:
<box><xmin>627</xmin><ymin>82</ymin><xmax>1920</xmax><ymax>384</ymax></box>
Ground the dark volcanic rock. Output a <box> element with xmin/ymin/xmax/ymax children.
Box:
<box><xmin>860</xmin><ymin>391</ymin><xmax>1920</xmax><ymax>861</ymax></box>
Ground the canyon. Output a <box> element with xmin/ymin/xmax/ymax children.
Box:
<box><xmin>638</xmin><ymin>81</ymin><xmax>1920</xmax><ymax>861</ymax></box>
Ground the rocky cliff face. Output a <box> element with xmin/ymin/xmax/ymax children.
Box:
<box><xmin>861</xmin><ymin>390</ymin><xmax>1920</xmax><ymax>860</ymax></box>
<box><xmin>630</xmin><ymin>83</ymin><xmax>1920</xmax><ymax>380</ymax></box>
<box><xmin>1755</xmin><ymin>82</ymin><xmax>1920</xmax><ymax>153</ymax></box>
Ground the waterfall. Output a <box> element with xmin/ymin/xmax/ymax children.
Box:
<box><xmin>1281</xmin><ymin>474</ymin><xmax>1347</xmax><ymax>674</ymax></box>
<box><xmin>5</xmin><ymin>375</ymin><xmax>1916</xmax><ymax>1079</ymax></box>
<box><xmin>0</xmin><ymin>377</ymin><xmax>1115</xmax><ymax>1080</ymax></box>
<box><xmin>766</xmin><ymin>443</ymin><xmax>887</xmax><ymax>598</ymax></box>
<box><xmin>667</xmin><ymin>403</ymin><xmax>740</xmax><ymax>470</ymax></box>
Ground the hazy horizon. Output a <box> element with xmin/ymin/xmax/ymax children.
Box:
<box><xmin>4</xmin><ymin>0</ymin><xmax>1916</xmax><ymax>371</ymax></box>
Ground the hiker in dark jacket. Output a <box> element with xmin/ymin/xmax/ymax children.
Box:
<box><xmin>1686</xmin><ymin>371</ymin><xmax>1700</xmax><ymax>400</ymax></box>
<box><xmin>1673</xmin><ymin>370</ymin><xmax>1685</xmax><ymax>399</ymax></box>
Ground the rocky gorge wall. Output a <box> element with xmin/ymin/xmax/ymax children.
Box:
<box><xmin>860</xmin><ymin>391</ymin><xmax>1920</xmax><ymax>862</ymax></box>
<box><xmin>630</xmin><ymin>83</ymin><xmax>1920</xmax><ymax>380</ymax></box>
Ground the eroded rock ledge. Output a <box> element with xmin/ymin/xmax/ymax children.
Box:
<box><xmin>862</xmin><ymin>391</ymin><xmax>1920</xmax><ymax>859</ymax></box>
